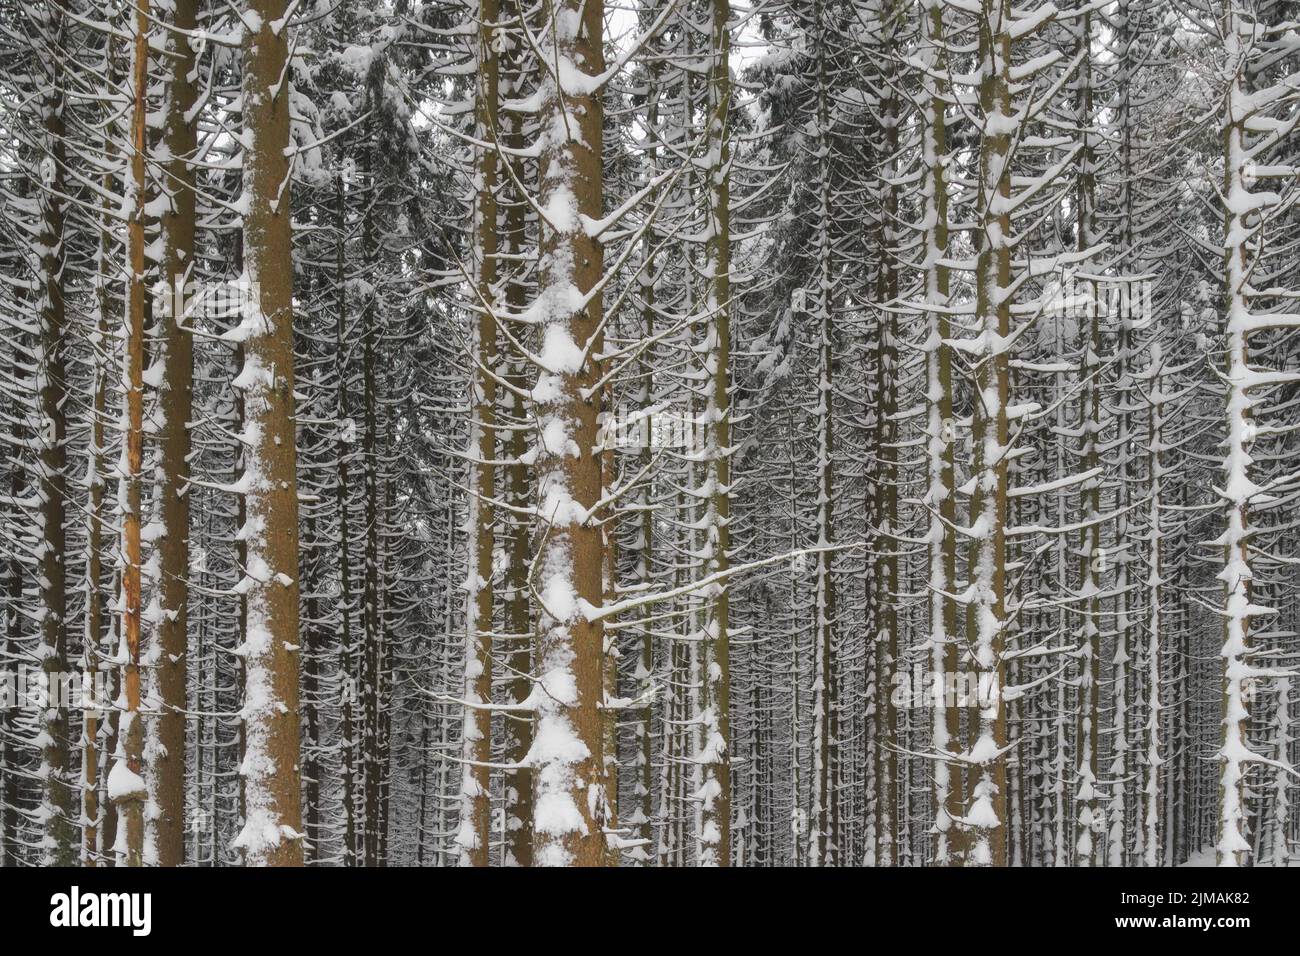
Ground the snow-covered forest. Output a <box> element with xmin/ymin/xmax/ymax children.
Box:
<box><xmin>0</xmin><ymin>0</ymin><xmax>1297</xmax><ymax>870</ymax></box>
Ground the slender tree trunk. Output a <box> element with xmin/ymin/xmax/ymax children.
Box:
<box><xmin>808</xmin><ymin>1</ymin><xmax>836</xmax><ymax>867</ymax></box>
<box><xmin>1216</xmin><ymin>6</ymin><xmax>1260</xmax><ymax>867</ymax></box>
<box><xmin>697</xmin><ymin>0</ymin><xmax>733</xmax><ymax>868</ymax></box>
<box><xmin>499</xmin><ymin>10</ymin><xmax>535</xmax><ymax>860</ymax></box>
<box><xmin>112</xmin><ymin>0</ymin><xmax>153</xmax><ymax>868</ymax></box>
<box><xmin>32</xmin><ymin>2</ymin><xmax>75</xmax><ymax>867</ymax></box>
<box><xmin>920</xmin><ymin>0</ymin><xmax>961</xmax><ymax>866</ymax></box>
<box><xmin>528</xmin><ymin>0</ymin><xmax>608</xmax><ymax>867</ymax></box>
<box><xmin>148</xmin><ymin>0</ymin><xmax>198</xmax><ymax>866</ymax></box>
<box><xmin>873</xmin><ymin>3</ymin><xmax>902</xmax><ymax>868</ymax></box>
<box><xmin>457</xmin><ymin>0</ymin><xmax>500</xmax><ymax>867</ymax></box>
<box><xmin>955</xmin><ymin>0</ymin><xmax>1013</xmax><ymax>867</ymax></box>
<box><xmin>1070</xmin><ymin>6</ymin><xmax>1104</xmax><ymax>868</ymax></box>
<box><xmin>334</xmin><ymin>170</ymin><xmax>358</xmax><ymax>866</ymax></box>
<box><xmin>360</xmin><ymin>136</ymin><xmax>384</xmax><ymax>869</ymax></box>
<box><xmin>629</xmin><ymin>60</ymin><xmax>659</xmax><ymax>866</ymax></box>
<box><xmin>83</xmin><ymin>72</ymin><xmax>120</xmax><ymax>861</ymax></box>
<box><xmin>230</xmin><ymin>0</ymin><xmax>304</xmax><ymax>866</ymax></box>
<box><xmin>1142</xmin><ymin>345</ymin><xmax>1166</xmax><ymax>866</ymax></box>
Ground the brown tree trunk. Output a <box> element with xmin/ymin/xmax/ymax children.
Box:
<box><xmin>698</xmin><ymin>0</ymin><xmax>733</xmax><ymax>868</ymax></box>
<box><xmin>529</xmin><ymin>0</ymin><xmax>608</xmax><ymax>868</ymax></box>
<box><xmin>500</xmin><ymin>1</ymin><xmax>534</xmax><ymax>862</ymax></box>
<box><xmin>150</xmin><ymin>0</ymin><xmax>198</xmax><ymax>866</ymax></box>
<box><xmin>32</xmin><ymin>2</ymin><xmax>76</xmax><ymax>867</ymax></box>
<box><xmin>334</xmin><ymin>169</ymin><xmax>358</xmax><ymax>866</ymax></box>
<box><xmin>456</xmin><ymin>0</ymin><xmax>500</xmax><ymax>867</ymax></box>
<box><xmin>114</xmin><ymin>0</ymin><xmax>152</xmax><ymax>868</ymax></box>
<box><xmin>232</xmin><ymin>0</ymin><xmax>304</xmax><ymax>866</ymax></box>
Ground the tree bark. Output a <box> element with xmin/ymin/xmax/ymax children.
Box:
<box><xmin>230</xmin><ymin>0</ymin><xmax>304</xmax><ymax>866</ymax></box>
<box><xmin>529</xmin><ymin>0</ymin><xmax>608</xmax><ymax>868</ymax></box>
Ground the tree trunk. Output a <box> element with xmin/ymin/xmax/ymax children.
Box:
<box><xmin>697</xmin><ymin>0</ymin><xmax>733</xmax><ymax>869</ymax></box>
<box><xmin>230</xmin><ymin>0</ymin><xmax>304</xmax><ymax>866</ymax></box>
<box><xmin>149</xmin><ymin>0</ymin><xmax>198</xmax><ymax>866</ymax></box>
<box><xmin>529</xmin><ymin>0</ymin><xmax>608</xmax><ymax>867</ymax></box>
<box><xmin>456</xmin><ymin>0</ymin><xmax>499</xmax><ymax>867</ymax></box>
<box><xmin>32</xmin><ymin>2</ymin><xmax>75</xmax><ymax>867</ymax></box>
